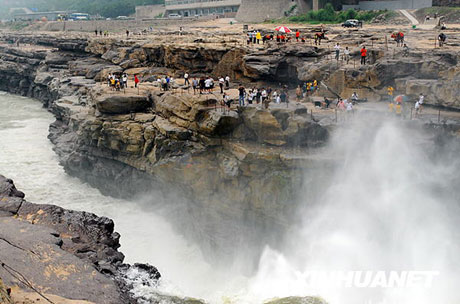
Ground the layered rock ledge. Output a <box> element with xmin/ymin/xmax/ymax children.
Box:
<box><xmin>0</xmin><ymin>27</ymin><xmax>459</xmax><ymax>273</ymax></box>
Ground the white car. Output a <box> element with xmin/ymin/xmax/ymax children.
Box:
<box><xmin>168</xmin><ymin>14</ymin><xmax>182</xmax><ymax>19</ymax></box>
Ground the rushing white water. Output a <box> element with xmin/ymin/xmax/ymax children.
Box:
<box><xmin>247</xmin><ymin>116</ymin><xmax>460</xmax><ymax>304</ymax></box>
<box><xmin>0</xmin><ymin>93</ymin><xmax>248</xmax><ymax>303</ymax></box>
<box><xmin>1</xmin><ymin>93</ymin><xmax>459</xmax><ymax>304</ymax></box>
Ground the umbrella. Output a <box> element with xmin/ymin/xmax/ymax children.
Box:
<box><xmin>275</xmin><ymin>26</ymin><xmax>292</xmax><ymax>33</ymax></box>
<box><xmin>394</xmin><ymin>95</ymin><xmax>408</xmax><ymax>103</ymax></box>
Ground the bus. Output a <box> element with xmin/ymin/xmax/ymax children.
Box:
<box><xmin>69</xmin><ymin>13</ymin><xmax>90</xmax><ymax>21</ymax></box>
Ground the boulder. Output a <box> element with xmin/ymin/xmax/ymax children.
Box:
<box><xmin>95</xmin><ymin>94</ymin><xmax>151</xmax><ymax>114</ymax></box>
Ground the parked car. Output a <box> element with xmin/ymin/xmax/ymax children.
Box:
<box><xmin>342</xmin><ymin>19</ymin><xmax>362</xmax><ymax>28</ymax></box>
<box><xmin>167</xmin><ymin>13</ymin><xmax>182</xmax><ymax>19</ymax></box>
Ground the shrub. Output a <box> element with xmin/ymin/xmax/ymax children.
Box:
<box><xmin>285</xmin><ymin>7</ymin><xmax>390</xmax><ymax>24</ymax></box>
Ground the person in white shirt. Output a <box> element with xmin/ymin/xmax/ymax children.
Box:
<box><xmin>418</xmin><ymin>94</ymin><xmax>424</xmax><ymax>113</ymax></box>
<box><xmin>418</xmin><ymin>94</ymin><xmax>424</xmax><ymax>104</ymax></box>
<box><xmin>184</xmin><ymin>72</ymin><xmax>189</xmax><ymax>86</ymax></box>
<box><xmin>247</xmin><ymin>89</ymin><xmax>253</xmax><ymax>104</ymax></box>
<box><xmin>218</xmin><ymin>77</ymin><xmax>225</xmax><ymax>93</ymax></box>
<box><xmin>344</xmin><ymin>46</ymin><xmax>350</xmax><ymax>64</ymax></box>
<box><xmin>415</xmin><ymin>100</ymin><xmax>421</xmax><ymax>116</ymax></box>
<box><xmin>334</xmin><ymin>43</ymin><xmax>341</xmax><ymax>61</ymax></box>
<box><xmin>225</xmin><ymin>75</ymin><xmax>230</xmax><ymax>89</ymax></box>
<box><xmin>122</xmin><ymin>74</ymin><xmax>128</xmax><ymax>88</ymax></box>
<box><xmin>261</xmin><ymin>89</ymin><xmax>267</xmax><ymax>103</ymax></box>
<box><xmin>204</xmin><ymin>77</ymin><xmax>212</xmax><ymax>93</ymax></box>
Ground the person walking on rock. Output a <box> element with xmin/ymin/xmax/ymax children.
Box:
<box><xmin>360</xmin><ymin>46</ymin><xmax>367</xmax><ymax>65</ymax></box>
<box><xmin>134</xmin><ymin>75</ymin><xmax>140</xmax><ymax>88</ymax></box>
<box><xmin>296</xmin><ymin>30</ymin><xmax>300</xmax><ymax>42</ymax></box>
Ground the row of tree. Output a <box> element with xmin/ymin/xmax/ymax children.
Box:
<box><xmin>0</xmin><ymin>0</ymin><xmax>164</xmax><ymax>19</ymax></box>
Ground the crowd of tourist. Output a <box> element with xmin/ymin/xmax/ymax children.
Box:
<box><xmin>246</xmin><ymin>29</ymin><xmax>327</xmax><ymax>45</ymax></box>
<box><xmin>107</xmin><ymin>73</ymin><xmax>128</xmax><ymax>91</ymax></box>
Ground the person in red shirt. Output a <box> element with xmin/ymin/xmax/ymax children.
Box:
<box><xmin>296</xmin><ymin>30</ymin><xmax>300</xmax><ymax>42</ymax></box>
<box><xmin>360</xmin><ymin>46</ymin><xmax>367</xmax><ymax>65</ymax></box>
<box><xmin>134</xmin><ymin>75</ymin><xmax>140</xmax><ymax>88</ymax></box>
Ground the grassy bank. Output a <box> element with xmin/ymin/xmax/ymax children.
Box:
<box><xmin>415</xmin><ymin>7</ymin><xmax>460</xmax><ymax>23</ymax></box>
<box><xmin>267</xmin><ymin>4</ymin><xmax>396</xmax><ymax>24</ymax></box>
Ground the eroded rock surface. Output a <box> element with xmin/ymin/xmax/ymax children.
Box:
<box><xmin>0</xmin><ymin>175</ymin><xmax>126</xmax><ymax>303</ymax></box>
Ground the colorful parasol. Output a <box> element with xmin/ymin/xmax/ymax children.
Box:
<box><xmin>275</xmin><ymin>26</ymin><xmax>292</xmax><ymax>33</ymax></box>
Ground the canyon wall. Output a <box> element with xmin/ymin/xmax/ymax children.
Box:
<box><xmin>0</xmin><ymin>30</ymin><xmax>459</xmax><ymax>265</ymax></box>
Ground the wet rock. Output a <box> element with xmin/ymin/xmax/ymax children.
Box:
<box><xmin>0</xmin><ymin>176</ymin><xmax>126</xmax><ymax>304</ymax></box>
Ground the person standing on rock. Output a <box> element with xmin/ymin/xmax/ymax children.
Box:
<box><xmin>261</xmin><ymin>88</ymin><xmax>268</xmax><ymax>105</ymax></box>
<box><xmin>256</xmin><ymin>31</ymin><xmax>262</xmax><ymax>44</ymax></box>
<box><xmin>418</xmin><ymin>93</ymin><xmax>424</xmax><ymax>113</ymax></box>
<box><xmin>248</xmin><ymin>89</ymin><xmax>254</xmax><ymax>104</ymax></box>
<box><xmin>95</xmin><ymin>29</ymin><xmax>98</xmax><ymax>36</ymax></box>
<box><xmin>387</xmin><ymin>86</ymin><xmax>394</xmax><ymax>102</ymax></box>
<box><xmin>414</xmin><ymin>100</ymin><xmax>421</xmax><ymax>117</ymax></box>
<box><xmin>296</xmin><ymin>30</ymin><xmax>300</xmax><ymax>42</ymax></box>
<box><xmin>218</xmin><ymin>76</ymin><xmax>225</xmax><ymax>94</ymax></box>
<box><xmin>192</xmin><ymin>77</ymin><xmax>198</xmax><ymax>94</ymax></box>
<box><xmin>238</xmin><ymin>85</ymin><xmax>246</xmax><ymax>106</ymax></box>
<box><xmin>134</xmin><ymin>75</ymin><xmax>140</xmax><ymax>88</ymax></box>
<box><xmin>126</xmin><ymin>30</ymin><xmax>130</xmax><ymax>38</ymax></box>
<box><xmin>122</xmin><ymin>74</ymin><xmax>128</xmax><ymax>88</ymax></box>
<box><xmin>184</xmin><ymin>72</ymin><xmax>190</xmax><ymax>86</ymax></box>
<box><xmin>334</xmin><ymin>43</ymin><xmax>341</xmax><ymax>61</ymax></box>
<box><xmin>360</xmin><ymin>46</ymin><xmax>367</xmax><ymax>65</ymax></box>
<box><xmin>204</xmin><ymin>77</ymin><xmax>211</xmax><ymax>93</ymax></box>
<box><xmin>225</xmin><ymin>75</ymin><xmax>230</xmax><ymax>90</ymax></box>
<box><xmin>280</xmin><ymin>90</ymin><xmax>286</xmax><ymax>104</ymax></box>
<box><xmin>344</xmin><ymin>47</ymin><xmax>350</xmax><ymax>64</ymax></box>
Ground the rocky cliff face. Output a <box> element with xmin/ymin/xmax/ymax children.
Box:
<box><xmin>0</xmin><ymin>175</ymin><xmax>138</xmax><ymax>303</ymax></box>
<box><xmin>0</xmin><ymin>33</ymin><xmax>333</xmax><ymax>266</ymax></box>
<box><xmin>0</xmin><ymin>30</ymin><xmax>458</xmax><ymax>266</ymax></box>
